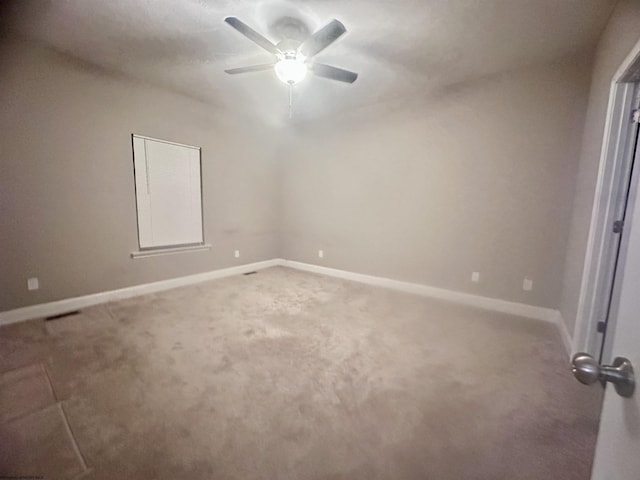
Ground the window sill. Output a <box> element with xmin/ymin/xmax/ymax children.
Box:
<box><xmin>131</xmin><ymin>244</ymin><xmax>212</xmax><ymax>259</ymax></box>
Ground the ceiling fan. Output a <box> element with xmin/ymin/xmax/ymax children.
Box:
<box><xmin>223</xmin><ymin>16</ymin><xmax>358</xmax><ymax>86</ymax></box>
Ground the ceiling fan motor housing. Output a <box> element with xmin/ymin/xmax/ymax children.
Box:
<box><xmin>276</xmin><ymin>39</ymin><xmax>303</xmax><ymax>60</ymax></box>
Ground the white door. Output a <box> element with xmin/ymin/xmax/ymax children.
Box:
<box><xmin>590</xmin><ymin>132</ymin><xmax>640</xmax><ymax>478</ymax></box>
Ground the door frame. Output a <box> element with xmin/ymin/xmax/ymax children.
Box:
<box><xmin>572</xmin><ymin>40</ymin><xmax>640</xmax><ymax>359</ymax></box>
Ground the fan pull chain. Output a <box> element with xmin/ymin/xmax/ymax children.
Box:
<box><xmin>289</xmin><ymin>84</ymin><xmax>293</xmax><ymax>119</ymax></box>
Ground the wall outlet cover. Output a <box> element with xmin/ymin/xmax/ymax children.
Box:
<box><xmin>523</xmin><ymin>278</ymin><xmax>533</xmax><ymax>291</ymax></box>
<box><xmin>318</xmin><ymin>250</ymin><xmax>324</xmax><ymax>258</ymax></box>
<box><xmin>234</xmin><ymin>250</ymin><xmax>240</xmax><ymax>258</ymax></box>
<box><xmin>27</xmin><ymin>277</ymin><xmax>39</xmax><ymax>291</ymax></box>
<box><xmin>471</xmin><ymin>272</ymin><xmax>480</xmax><ymax>283</ymax></box>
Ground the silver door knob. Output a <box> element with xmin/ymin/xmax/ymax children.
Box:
<box><xmin>571</xmin><ymin>353</ymin><xmax>635</xmax><ymax>398</ymax></box>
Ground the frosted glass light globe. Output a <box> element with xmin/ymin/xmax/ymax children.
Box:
<box><xmin>274</xmin><ymin>58</ymin><xmax>307</xmax><ymax>85</ymax></box>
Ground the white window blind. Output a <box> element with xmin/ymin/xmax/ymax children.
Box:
<box><xmin>132</xmin><ymin>135</ymin><xmax>203</xmax><ymax>250</ymax></box>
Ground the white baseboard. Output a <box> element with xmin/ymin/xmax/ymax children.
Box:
<box><xmin>280</xmin><ymin>260</ymin><xmax>573</xmax><ymax>355</ymax></box>
<box><xmin>0</xmin><ymin>259</ymin><xmax>280</xmax><ymax>327</ymax></box>
<box><xmin>281</xmin><ymin>260</ymin><xmax>558</xmax><ymax>322</ymax></box>
<box><xmin>0</xmin><ymin>257</ymin><xmax>574</xmax><ymax>357</ymax></box>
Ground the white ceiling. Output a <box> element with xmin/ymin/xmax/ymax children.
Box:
<box><xmin>5</xmin><ymin>0</ymin><xmax>616</xmax><ymax>125</ymax></box>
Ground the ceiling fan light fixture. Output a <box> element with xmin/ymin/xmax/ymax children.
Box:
<box><xmin>274</xmin><ymin>58</ymin><xmax>307</xmax><ymax>85</ymax></box>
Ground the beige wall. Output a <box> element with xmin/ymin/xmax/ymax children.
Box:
<box><xmin>281</xmin><ymin>57</ymin><xmax>592</xmax><ymax>308</ymax></box>
<box><xmin>0</xmin><ymin>33</ymin><xmax>600</xmax><ymax>315</ymax></box>
<box><xmin>0</xmin><ymin>38</ymin><xmax>279</xmax><ymax>311</ymax></box>
<box><xmin>560</xmin><ymin>0</ymin><xmax>640</xmax><ymax>338</ymax></box>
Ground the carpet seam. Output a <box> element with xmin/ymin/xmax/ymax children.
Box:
<box><xmin>59</xmin><ymin>402</ymin><xmax>90</xmax><ymax>472</ymax></box>
<box><xmin>42</xmin><ymin>362</ymin><xmax>59</xmax><ymax>403</ymax></box>
<box><xmin>70</xmin><ymin>468</ymin><xmax>94</xmax><ymax>480</ymax></box>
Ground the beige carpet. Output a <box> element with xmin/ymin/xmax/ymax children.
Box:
<box><xmin>0</xmin><ymin>364</ymin><xmax>88</xmax><ymax>479</ymax></box>
<box><xmin>0</xmin><ymin>363</ymin><xmax>56</xmax><ymax>423</ymax></box>
<box><xmin>0</xmin><ymin>266</ymin><xmax>602</xmax><ymax>479</ymax></box>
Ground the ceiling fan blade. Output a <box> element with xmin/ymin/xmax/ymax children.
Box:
<box><xmin>224</xmin><ymin>63</ymin><xmax>275</xmax><ymax>75</ymax></box>
<box><xmin>311</xmin><ymin>63</ymin><xmax>358</xmax><ymax>83</ymax></box>
<box><xmin>299</xmin><ymin>19</ymin><xmax>346</xmax><ymax>58</ymax></box>
<box><xmin>224</xmin><ymin>17</ymin><xmax>280</xmax><ymax>55</ymax></box>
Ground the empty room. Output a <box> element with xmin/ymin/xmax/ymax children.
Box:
<box><xmin>2</xmin><ymin>1</ymin><xmax>640</xmax><ymax>478</ymax></box>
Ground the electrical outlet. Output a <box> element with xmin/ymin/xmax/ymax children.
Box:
<box><xmin>234</xmin><ymin>250</ymin><xmax>240</xmax><ymax>258</ymax></box>
<box><xmin>27</xmin><ymin>277</ymin><xmax>39</xmax><ymax>291</ymax></box>
<box><xmin>523</xmin><ymin>278</ymin><xmax>533</xmax><ymax>291</ymax></box>
<box><xmin>318</xmin><ymin>250</ymin><xmax>324</xmax><ymax>259</ymax></box>
<box><xmin>471</xmin><ymin>272</ymin><xmax>480</xmax><ymax>283</ymax></box>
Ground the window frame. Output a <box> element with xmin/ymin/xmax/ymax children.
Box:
<box><xmin>130</xmin><ymin>134</ymin><xmax>208</xmax><ymax>257</ymax></box>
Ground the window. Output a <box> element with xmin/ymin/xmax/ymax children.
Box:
<box><xmin>131</xmin><ymin>135</ymin><xmax>206</xmax><ymax>255</ymax></box>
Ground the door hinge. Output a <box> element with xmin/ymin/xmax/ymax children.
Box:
<box><xmin>597</xmin><ymin>321</ymin><xmax>607</xmax><ymax>333</ymax></box>
<box><xmin>613</xmin><ymin>220</ymin><xmax>624</xmax><ymax>234</ymax></box>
